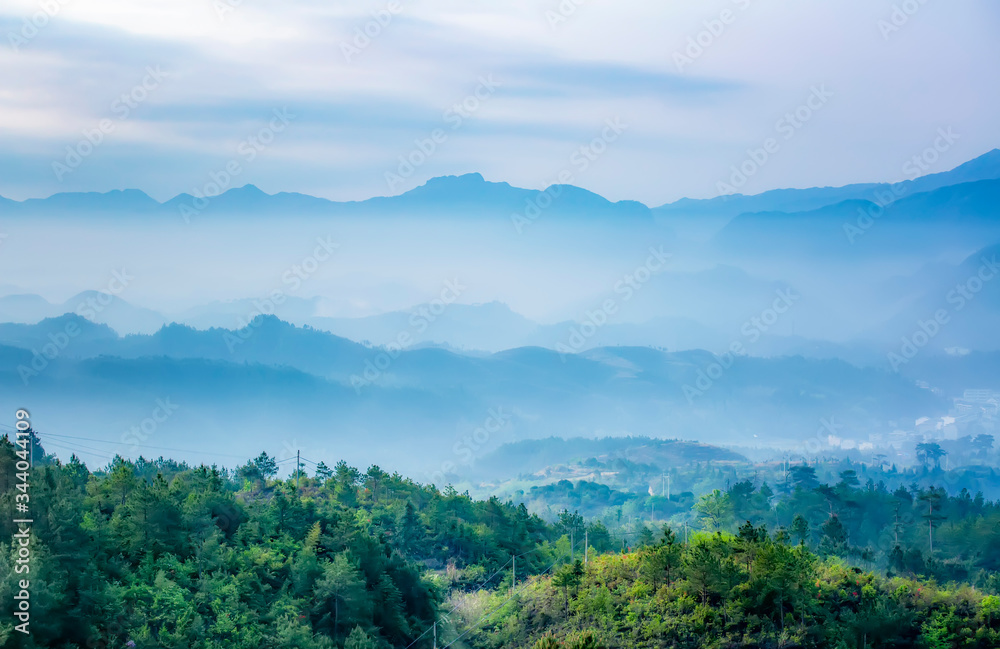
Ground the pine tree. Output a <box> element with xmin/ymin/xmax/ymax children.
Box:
<box><xmin>313</xmin><ymin>553</ymin><xmax>369</xmax><ymax>640</ymax></box>
<box><xmin>791</xmin><ymin>515</ymin><xmax>810</xmax><ymax>546</ymax></box>
<box><xmin>315</xmin><ymin>461</ymin><xmax>333</xmax><ymax>483</ymax></box>
<box><xmin>399</xmin><ymin>501</ymin><xmax>424</xmax><ymax>555</ymax></box>
<box><xmin>344</xmin><ymin>626</ymin><xmax>379</xmax><ymax>649</ymax></box>
<box><xmin>552</xmin><ymin>560</ymin><xmax>584</xmax><ymax>613</ymax></box>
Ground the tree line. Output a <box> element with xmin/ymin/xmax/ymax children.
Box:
<box><xmin>2</xmin><ymin>438</ymin><xmax>999</xmax><ymax>648</ymax></box>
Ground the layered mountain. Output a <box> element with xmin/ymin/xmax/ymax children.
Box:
<box><xmin>5</xmin><ymin>149</ymin><xmax>997</xmax><ymax>226</ymax></box>
<box><xmin>655</xmin><ymin>148</ymin><xmax>1000</xmax><ymax>238</ymax></box>
<box><xmin>864</xmin><ymin>243</ymin><xmax>1000</xmax><ymax>353</ymax></box>
<box><xmin>0</xmin><ymin>173</ymin><xmax>653</xmax><ymax>222</ymax></box>
<box><xmin>2</xmin><ymin>150</ymin><xmax>1000</xmax><ymax>382</ymax></box>
<box><xmin>0</xmin><ymin>291</ymin><xmax>167</xmax><ymax>334</ymax></box>
<box><xmin>0</xmin><ymin>314</ymin><xmax>955</xmax><ymax>474</ymax></box>
<box><xmin>711</xmin><ymin>179</ymin><xmax>1000</xmax><ymax>260</ymax></box>
<box><xmin>463</xmin><ymin>436</ymin><xmax>749</xmax><ymax>482</ymax></box>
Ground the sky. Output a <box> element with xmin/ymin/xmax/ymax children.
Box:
<box><xmin>0</xmin><ymin>0</ymin><xmax>998</xmax><ymax>205</ymax></box>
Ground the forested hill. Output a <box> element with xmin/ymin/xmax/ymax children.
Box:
<box><xmin>0</xmin><ymin>438</ymin><xmax>605</xmax><ymax>649</ymax></box>
<box><xmin>2</xmin><ymin>437</ymin><xmax>1000</xmax><ymax>648</ymax></box>
<box><xmin>462</xmin><ymin>437</ymin><xmax>746</xmax><ymax>482</ymax></box>
<box><xmin>460</xmin><ymin>531</ymin><xmax>1000</xmax><ymax>649</ymax></box>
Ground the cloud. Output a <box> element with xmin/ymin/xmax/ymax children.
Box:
<box><xmin>0</xmin><ymin>0</ymin><xmax>997</xmax><ymax>204</ymax></box>
<box><xmin>497</xmin><ymin>60</ymin><xmax>739</xmax><ymax>100</ymax></box>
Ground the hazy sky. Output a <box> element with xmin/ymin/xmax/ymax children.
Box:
<box><xmin>1</xmin><ymin>0</ymin><xmax>998</xmax><ymax>205</ymax></box>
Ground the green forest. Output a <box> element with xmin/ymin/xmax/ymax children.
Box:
<box><xmin>2</xmin><ymin>435</ymin><xmax>1000</xmax><ymax>649</ymax></box>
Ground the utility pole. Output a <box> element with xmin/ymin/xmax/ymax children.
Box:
<box><xmin>667</xmin><ymin>474</ymin><xmax>671</xmax><ymax>500</ymax></box>
<box><xmin>433</xmin><ymin>622</ymin><xmax>437</xmax><ymax>649</ymax></box>
<box><xmin>296</xmin><ymin>450</ymin><xmax>300</xmax><ymax>490</ymax></box>
<box><xmin>584</xmin><ymin>530</ymin><xmax>589</xmax><ymax>565</ymax></box>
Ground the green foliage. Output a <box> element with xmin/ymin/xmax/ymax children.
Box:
<box><xmin>466</xmin><ymin>531</ymin><xmax>999</xmax><ymax>649</ymax></box>
<box><xmin>344</xmin><ymin>625</ymin><xmax>380</xmax><ymax>649</ymax></box>
<box><xmin>553</xmin><ymin>561</ymin><xmax>585</xmax><ymax>611</ymax></box>
<box><xmin>661</xmin><ymin>467</ymin><xmax>1000</xmax><ymax>586</ymax></box>
<box><xmin>0</xmin><ymin>439</ymin><xmax>561</xmax><ymax>649</ymax></box>
<box><xmin>694</xmin><ymin>489</ymin><xmax>731</xmax><ymax>530</ymax></box>
<box><xmin>3</xmin><ymin>435</ymin><xmax>1000</xmax><ymax>649</ymax></box>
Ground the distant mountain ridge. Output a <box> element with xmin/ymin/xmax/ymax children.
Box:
<box><xmin>0</xmin><ymin>264</ymin><xmax>805</xmax><ymax>352</ymax></box>
<box><xmin>3</xmin><ymin>233</ymin><xmax>997</xmax><ymax>356</ymax></box>
<box><xmin>3</xmin><ymin>149</ymin><xmax>1000</xmax><ymax>373</ymax></box>
<box><xmin>465</xmin><ymin>436</ymin><xmax>748</xmax><ymax>481</ymax></box>
<box><xmin>3</xmin><ymin>150</ymin><xmax>998</xmax><ymax>222</ymax></box>
<box><xmin>655</xmin><ymin>148</ymin><xmax>1000</xmax><ymax>219</ymax></box>
<box><xmin>0</xmin><ymin>172</ymin><xmax>653</xmax><ymax>221</ymax></box>
<box><xmin>711</xmin><ymin>178</ymin><xmax>1000</xmax><ymax>259</ymax></box>
<box><xmin>0</xmin><ymin>313</ymin><xmax>951</xmax><ymax>473</ymax></box>
<box><xmin>0</xmin><ymin>291</ymin><xmax>166</xmax><ymax>334</ymax></box>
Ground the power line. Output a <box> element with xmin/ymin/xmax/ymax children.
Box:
<box><xmin>40</xmin><ymin>431</ymin><xmax>259</xmax><ymax>461</ymax></box>
<box><xmin>16</xmin><ymin>422</ymin><xmax>590</xmax><ymax>649</ymax></box>
<box><xmin>438</xmin><ymin>538</ymin><xmax>583</xmax><ymax>649</ymax></box>
<box><xmin>404</xmin><ymin>536</ymin><xmax>584</xmax><ymax>649</ymax></box>
<box><xmin>403</xmin><ymin>539</ymin><xmax>582</xmax><ymax>649</ymax></box>
<box><xmin>6</xmin><ymin>423</ymin><xmax>330</xmax><ymax>470</ymax></box>
<box><xmin>42</xmin><ymin>438</ymin><xmax>120</xmax><ymax>458</ymax></box>
<box><xmin>5</xmin><ymin>424</ymin><xmax>292</xmax><ymax>466</ymax></box>
<box><xmin>402</xmin><ymin>556</ymin><xmax>515</xmax><ymax>649</ymax></box>
<box><xmin>27</xmin><ymin>425</ymin><xmax>317</xmax><ymax>478</ymax></box>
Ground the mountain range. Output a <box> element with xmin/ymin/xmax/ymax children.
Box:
<box><xmin>3</xmin><ymin>149</ymin><xmax>998</xmax><ymax>227</ymax></box>
<box><xmin>3</xmin><ymin>149</ymin><xmax>1000</xmax><ymax>472</ymax></box>
<box><xmin>655</xmin><ymin>148</ymin><xmax>1000</xmax><ymax>237</ymax></box>
<box><xmin>0</xmin><ymin>172</ymin><xmax>653</xmax><ymax>221</ymax></box>
<box><xmin>2</xmin><ymin>236</ymin><xmax>997</xmax><ymax>359</ymax></box>
<box><xmin>0</xmin><ymin>314</ymin><xmax>963</xmax><ymax>476</ymax></box>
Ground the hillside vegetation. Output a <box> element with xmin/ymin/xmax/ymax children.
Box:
<box><xmin>2</xmin><ymin>435</ymin><xmax>1000</xmax><ymax>648</ymax></box>
<box><xmin>460</xmin><ymin>531</ymin><xmax>1000</xmax><ymax>649</ymax></box>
